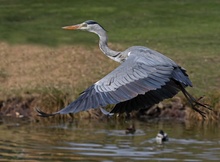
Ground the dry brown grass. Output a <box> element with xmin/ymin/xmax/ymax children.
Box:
<box><xmin>0</xmin><ymin>42</ymin><xmax>219</xmax><ymax>121</ymax></box>
<box><xmin>0</xmin><ymin>42</ymin><xmax>121</xmax><ymax>97</ymax></box>
<box><xmin>0</xmin><ymin>42</ymin><xmax>123</xmax><ymax>121</ymax></box>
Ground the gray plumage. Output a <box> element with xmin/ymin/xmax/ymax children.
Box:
<box><xmin>36</xmin><ymin>20</ymin><xmax>210</xmax><ymax>118</ymax></box>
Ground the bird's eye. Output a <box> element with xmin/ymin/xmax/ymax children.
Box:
<box><xmin>82</xmin><ymin>23</ymin><xmax>87</xmax><ymax>27</ymax></box>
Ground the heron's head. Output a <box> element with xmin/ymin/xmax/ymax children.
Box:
<box><xmin>62</xmin><ymin>20</ymin><xmax>106</xmax><ymax>34</ymax></box>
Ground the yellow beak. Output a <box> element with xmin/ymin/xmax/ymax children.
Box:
<box><xmin>62</xmin><ymin>24</ymin><xmax>81</xmax><ymax>30</ymax></box>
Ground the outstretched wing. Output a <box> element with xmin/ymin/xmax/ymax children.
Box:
<box><xmin>37</xmin><ymin>50</ymin><xmax>179</xmax><ymax>116</ymax></box>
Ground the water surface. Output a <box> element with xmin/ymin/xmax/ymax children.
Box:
<box><xmin>0</xmin><ymin>117</ymin><xmax>219</xmax><ymax>161</ymax></box>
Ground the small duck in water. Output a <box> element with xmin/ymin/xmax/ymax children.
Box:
<box><xmin>156</xmin><ymin>130</ymin><xmax>168</xmax><ymax>144</ymax></box>
<box><xmin>125</xmin><ymin>123</ymin><xmax>136</xmax><ymax>134</ymax></box>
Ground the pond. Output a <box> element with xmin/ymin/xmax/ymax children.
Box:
<box><xmin>0</xmin><ymin>117</ymin><xmax>220</xmax><ymax>161</ymax></box>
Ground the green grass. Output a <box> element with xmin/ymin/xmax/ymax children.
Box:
<box><xmin>1</xmin><ymin>0</ymin><xmax>220</xmax><ymax>46</ymax></box>
<box><xmin>0</xmin><ymin>0</ymin><xmax>220</xmax><ymax>98</ymax></box>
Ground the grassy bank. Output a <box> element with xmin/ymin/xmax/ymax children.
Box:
<box><xmin>0</xmin><ymin>42</ymin><xmax>219</xmax><ymax>120</ymax></box>
<box><xmin>0</xmin><ymin>0</ymin><xmax>220</xmax><ymax>120</ymax></box>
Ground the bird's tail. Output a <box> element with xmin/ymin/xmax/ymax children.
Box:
<box><xmin>35</xmin><ymin>108</ymin><xmax>57</xmax><ymax>117</ymax></box>
<box><xmin>178</xmin><ymin>84</ymin><xmax>211</xmax><ymax>119</ymax></box>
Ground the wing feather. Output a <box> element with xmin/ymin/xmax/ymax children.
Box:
<box><xmin>111</xmin><ymin>79</ymin><xmax>180</xmax><ymax>114</ymax></box>
<box><xmin>38</xmin><ymin>48</ymin><xmax>191</xmax><ymax>116</ymax></box>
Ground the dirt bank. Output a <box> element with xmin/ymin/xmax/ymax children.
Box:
<box><xmin>0</xmin><ymin>42</ymin><xmax>219</xmax><ymax>122</ymax></box>
<box><xmin>0</xmin><ymin>95</ymin><xmax>218</xmax><ymax>122</ymax></box>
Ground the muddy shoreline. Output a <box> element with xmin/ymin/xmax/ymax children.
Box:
<box><xmin>0</xmin><ymin>95</ymin><xmax>218</xmax><ymax>122</ymax></box>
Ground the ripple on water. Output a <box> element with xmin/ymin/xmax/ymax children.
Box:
<box><xmin>0</xmin><ymin>119</ymin><xmax>220</xmax><ymax>161</ymax></box>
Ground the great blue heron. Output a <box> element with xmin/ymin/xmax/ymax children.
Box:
<box><xmin>37</xmin><ymin>20</ymin><xmax>210</xmax><ymax>118</ymax></box>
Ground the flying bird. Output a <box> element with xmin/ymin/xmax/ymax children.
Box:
<box><xmin>36</xmin><ymin>20</ymin><xmax>210</xmax><ymax>118</ymax></box>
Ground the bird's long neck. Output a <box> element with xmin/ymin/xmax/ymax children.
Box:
<box><xmin>97</xmin><ymin>31</ymin><xmax>121</xmax><ymax>62</ymax></box>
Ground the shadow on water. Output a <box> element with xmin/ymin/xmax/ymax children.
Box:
<box><xmin>0</xmin><ymin>117</ymin><xmax>220</xmax><ymax>161</ymax></box>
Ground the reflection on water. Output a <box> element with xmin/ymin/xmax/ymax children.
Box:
<box><xmin>0</xmin><ymin>117</ymin><xmax>220</xmax><ymax>161</ymax></box>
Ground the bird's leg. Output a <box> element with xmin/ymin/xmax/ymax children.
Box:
<box><xmin>182</xmin><ymin>90</ymin><xmax>206</xmax><ymax>118</ymax></box>
<box><xmin>184</xmin><ymin>92</ymin><xmax>211</xmax><ymax>110</ymax></box>
<box><xmin>178</xmin><ymin>84</ymin><xmax>212</xmax><ymax>119</ymax></box>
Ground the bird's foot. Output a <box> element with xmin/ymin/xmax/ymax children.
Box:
<box><xmin>191</xmin><ymin>96</ymin><xmax>212</xmax><ymax>120</ymax></box>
